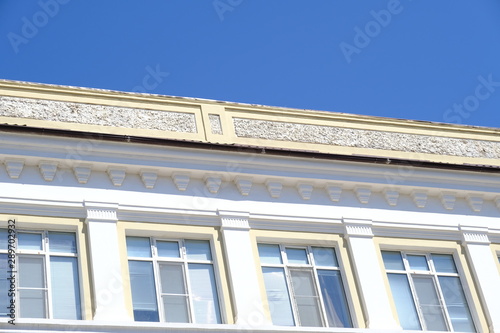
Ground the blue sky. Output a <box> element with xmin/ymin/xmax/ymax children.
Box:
<box><xmin>1</xmin><ymin>0</ymin><xmax>500</xmax><ymax>128</ymax></box>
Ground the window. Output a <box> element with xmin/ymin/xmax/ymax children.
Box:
<box><xmin>382</xmin><ymin>251</ymin><xmax>475</xmax><ymax>332</ymax></box>
<box><xmin>0</xmin><ymin>229</ymin><xmax>81</xmax><ymax>319</ymax></box>
<box><xmin>126</xmin><ymin>237</ymin><xmax>222</xmax><ymax>324</ymax></box>
<box><xmin>257</xmin><ymin>244</ymin><xmax>352</xmax><ymax>327</ymax></box>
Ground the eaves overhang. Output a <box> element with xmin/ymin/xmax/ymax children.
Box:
<box><xmin>1</xmin><ymin>79</ymin><xmax>500</xmax><ymax>170</ymax></box>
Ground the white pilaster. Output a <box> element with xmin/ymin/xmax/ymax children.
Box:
<box><xmin>218</xmin><ymin>210</ymin><xmax>270</xmax><ymax>326</ymax></box>
<box><xmin>343</xmin><ymin>218</ymin><xmax>400</xmax><ymax>329</ymax></box>
<box><xmin>84</xmin><ymin>201</ymin><xmax>132</xmax><ymax>321</ymax></box>
<box><xmin>460</xmin><ymin>226</ymin><xmax>500</xmax><ymax>332</ymax></box>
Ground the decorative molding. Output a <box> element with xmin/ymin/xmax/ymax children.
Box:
<box><xmin>325</xmin><ymin>184</ymin><xmax>342</xmax><ymax>202</ymax></box>
<box><xmin>234</xmin><ymin>177</ymin><xmax>252</xmax><ymax>196</ymax></box>
<box><xmin>205</xmin><ymin>175</ymin><xmax>222</xmax><ymax>194</ymax></box>
<box><xmin>172</xmin><ymin>173</ymin><xmax>190</xmax><ymax>191</ymax></box>
<box><xmin>297</xmin><ymin>183</ymin><xmax>313</xmax><ymax>200</ymax></box>
<box><xmin>140</xmin><ymin>170</ymin><xmax>158</xmax><ymax>189</ymax></box>
<box><xmin>440</xmin><ymin>193</ymin><xmax>456</xmax><ymax>210</ymax></box>
<box><xmin>384</xmin><ymin>190</ymin><xmax>399</xmax><ymax>206</ymax></box>
<box><xmin>467</xmin><ymin>195</ymin><xmax>483</xmax><ymax>212</ymax></box>
<box><xmin>343</xmin><ymin>218</ymin><xmax>374</xmax><ymax>238</ymax></box>
<box><xmin>107</xmin><ymin>168</ymin><xmax>126</xmax><ymax>187</ymax></box>
<box><xmin>4</xmin><ymin>159</ymin><xmax>24</xmax><ymax>179</ymax></box>
<box><xmin>460</xmin><ymin>225</ymin><xmax>490</xmax><ymax>245</ymax></box>
<box><xmin>208</xmin><ymin>114</ymin><xmax>223</xmax><ymax>135</ymax></box>
<box><xmin>355</xmin><ymin>187</ymin><xmax>371</xmax><ymax>204</ymax></box>
<box><xmin>233</xmin><ymin>117</ymin><xmax>500</xmax><ymax>159</ymax></box>
<box><xmin>84</xmin><ymin>201</ymin><xmax>118</xmax><ymax>222</ymax></box>
<box><xmin>266</xmin><ymin>180</ymin><xmax>283</xmax><ymax>198</ymax></box>
<box><xmin>0</xmin><ymin>95</ymin><xmax>197</xmax><ymax>133</ymax></box>
<box><xmin>218</xmin><ymin>210</ymin><xmax>250</xmax><ymax>230</ymax></box>
<box><xmin>412</xmin><ymin>191</ymin><xmax>427</xmax><ymax>208</ymax></box>
<box><xmin>39</xmin><ymin>161</ymin><xmax>58</xmax><ymax>182</ymax></box>
<box><xmin>73</xmin><ymin>165</ymin><xmax>92</xmax><ymax>184</ymax></box>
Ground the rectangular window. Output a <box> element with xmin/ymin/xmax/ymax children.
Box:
<box><xmin>0</xmin><ymin>229</ymin><xmax>81</xmax><ymax>320</ymax></box>
<box><xmin>382</xmin><ymin>251</ymin><xmax>475</xmax><ymax>332</ymax></box>
<box><xmin>258</xmin><ymin>244</ymin><xmax>352</xmax><ymax>328</ymax></box>
<box><xmin>126</xmin><ymin>237</ymin><xmax>222</xmax><ymax>324</ymax></box>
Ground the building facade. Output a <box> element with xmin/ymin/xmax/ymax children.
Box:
<box><xmin>0</xmin><ymin>80</ymin><xmax>499</xmax><ymax>332</ymax></box>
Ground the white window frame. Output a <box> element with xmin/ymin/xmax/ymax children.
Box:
<box><xmin>0</xmin><ymin>229</ymin><xmax>81</xmax><ymax>320</ymax></box>
<box><xmin>258</xmin><ymin>243</ymin><xmax>353</xmax><ymax>327</ymax></box>
<box><xmin>127</xmin><ymin>237</ymin><xmax>223</xmax><ymax>324</ymax></box>
<box><xmin>383</xmin><ymin>250</ymin><xmax>476</xmax><ymax>332</ymax></box>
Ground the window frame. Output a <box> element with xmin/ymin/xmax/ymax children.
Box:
<box><xmin>258</xmin><ymin>242</ymin><xmax>353</xmax><ymax>328</ymax></box>
<box><xmin>126</xmin><ymin>236</ymin><xmax>224</xmax><ymax>324</ymax></box>
<box><xmin>382</xmin><ymin>250</ymin><xmax>477</xmax><ymax>332</ymax></box>
<box><xmin>0</xmin><ymin>228</ymin><xmax>83</xmax><ymax>320</ymax></box>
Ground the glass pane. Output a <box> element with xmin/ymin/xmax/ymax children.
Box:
<box><xmin>413</xmin><ymin>275</ymin><xmax>447</xmax><ymax>331</ymax></box>
<box><xmin>19</xmin><ymin>256</ymin><xmax>45</xmax><ymax>288</ymax></box>
<box><xmin>49</xmin><ymin>232</ymin><xmax>77</xmax><ymax>253</ymax></box>
<box><xmin>188</xmin><ymin>263</ymin><xmax>221</xmax><ymax>324</ymax></box>
<box><xmin>317</xmin><ymin>270</ymin><xmax>352</xmax><ymax>328</ymax></box>
<box><xmin>185</xmin><ymin>240</ymin><xmax>212</xmax><ymax>261</ymax></box>
<box><xmin>0</xmin><ymin>254</ymin><xmax>11</xmax><ymax>317</ymax></box>
<box><xmin>18</xmin><ymin>233</ymin><xmax>42</xmax><ymax>251</ymax></box>
<box><xmin>432</xmin><ymin>254</ymin><xmax>457</xmax><ymax>274</ymax></box>
<box><xmin>128</xmin><ymin>260</ymin><xmax>159</xmax><ymax>322</ymax></box>
<box><xmin>159</xmin><ymin>263</ymin><xmax>186</xmax><ymax>294</ymax></box>
<box><xmin>20</xmin><ymin>289</ymin><xmax>46</xmax><ymax>318</ymax></box>
<box><xmin>286</xmin><ymin>248</ymin><xmax>308</xmax><ymax>265</ymax></box>
<box><xmin>407</xmin><ymin>255</ymin><xmax>429</xmax><ymax>271</ymax></box>
<box><xmin>387</xmin><ymin>274</ymin><xmax>421</xmax><ymax>330</ymax></box>
<box><xmin>312</xmin><ymin>247</ymin><xmax>338</xmax><ymax>267</ymax></box>
<box><xmin>262</xmin><ymin>267</ymin><xmax>294</xmax><ymax>326</ymax></box>
<box><xmin>0</xmin><ymin>229</ymin><xmax>7</xmax><ymax>250</ymax></box>
<box><xmin>157</xmin><ymin>241</ymin><xmax>180</xmax><ymax>258</ymax></box>
<box><xmin>289</xmin><ymin>269</ymin><xmax>322</xmax><ymax>327</ymax></box>
<box><xmin>50</xmin><ymin>257</ymin><xmax>81</xmax><ymax>319</ymax></box>
<box><xmin>126</xmin><ymin>237</ymin><xmax>151</xmax><ymax>258</ymax></box>
<box><xmin>382</xmin><ymin>251</ymin><xmax>404</xmax><ymax>270</ymax></box>
<box><xmin>258</xmin><ymin>244</ymin><xmax>282</xmax><ymax>265</ymax></box>
<box><xmin>439</xmin><ymin>276</ymin><xmax>475</xmax><ymax>332</ymax></box>
<box><xmin>162</xmin><ymin>295</ymin><xmax>189</xmax><ymax>323</ymax></box>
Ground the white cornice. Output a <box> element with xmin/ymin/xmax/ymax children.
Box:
<box><xmin>1</xmin><ymin>132</ymin><xmax>500</xmax><ymax>215</ymax></box>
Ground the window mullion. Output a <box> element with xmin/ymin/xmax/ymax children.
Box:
<box><xmin>433</xmin><ymin>274</ymin><xmax>453</xmax><ymax>331</ymax></box>
<box><xmin>44</xmin><ymin>232</ymin><xmax>52</xmax><ymax>319</ymax></box>
<box><xmin>284</xmin><ymin>265</ymin><xmax>300</xmax><ymax>326</ymax></box>
<box><xmin>182</xmin><ymin>241</ymin><xmax>194</xmax><ymax>323</ymax></box>
<box><xmin>151</xmin><ymin>239</ymin><xmax>163</xmax><ymax>322</ymax></box>
<box><xmin>311</xmin><ymin>265</ymin><xmax>328</xmax><ymax>327</ymax></box>
<box><xmin>402</xmin><ymin>252</ymin><xmax>426</xmax><ymax>330</ymax></box>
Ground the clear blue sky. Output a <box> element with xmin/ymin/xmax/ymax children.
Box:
<box><xmin>1</xmin><ymin>0</ymin><xmax>500</xmax><ymax>128</ymax></box>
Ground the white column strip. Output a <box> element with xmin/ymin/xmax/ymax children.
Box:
<box><xmin>218</xmin><ymin>210</ymin><xmax>270</xmax><ymax>326</ymax></box>
<box><xmin>343</xmin><ymin>218</ymin><xmax>400</xmax><ymax>329</ymax></box>
<box><xmin>84</xmin><ymin>201</ymin><xmax>132</xmax><ymax>321</ymax></box>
